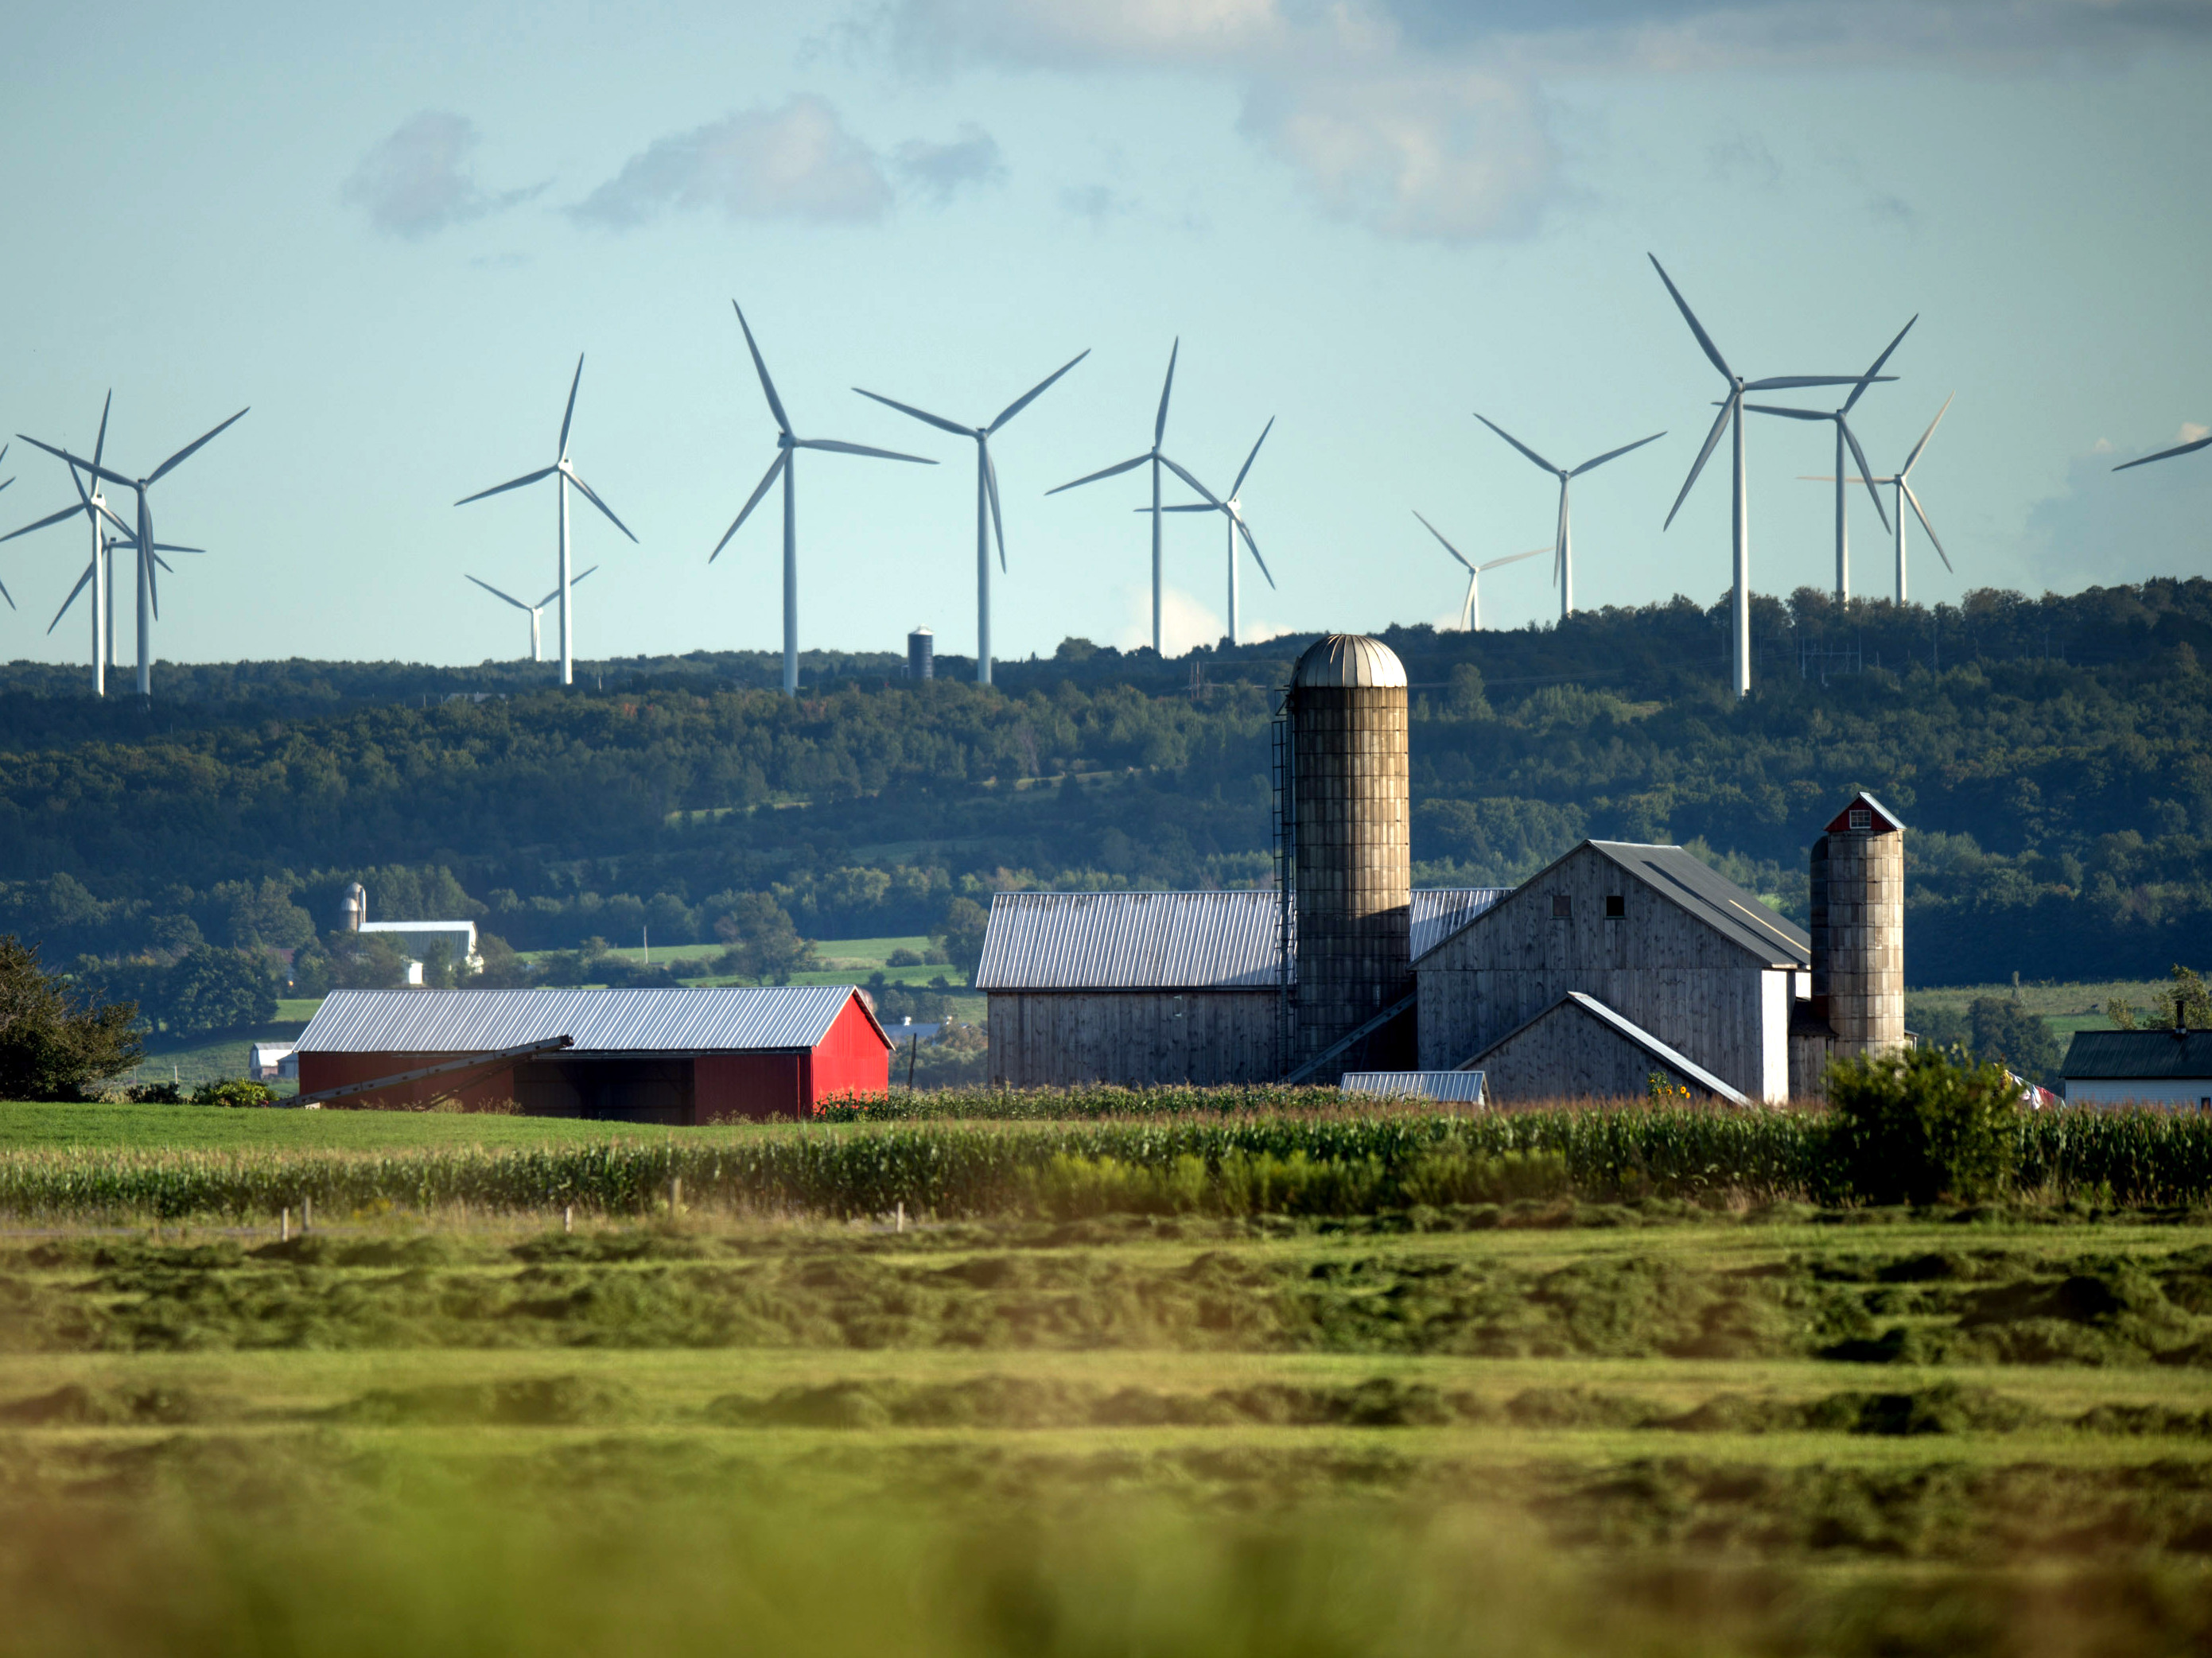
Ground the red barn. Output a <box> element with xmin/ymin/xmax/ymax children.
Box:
<box><xmin>294</xmin><ymin>986</ymin><xmax>891</xmax><ymax>1122</ymax></box>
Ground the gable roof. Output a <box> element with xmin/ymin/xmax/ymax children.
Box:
<box><xmin>2062</xmin><ymin>1028</ymin><xmax>2212</xmax><ymax>1081</ymax></box>
<box><xmin>975</xmin><ymin>890</ymin><xmax>1283</xmax><ymax>990</ymax></box>
<box><xmin>1825</xmin><ymin>791</ymin><xmax>1907</xmax><ymax>834</ymax></box>
<box><xmin>1586</xmin><ymin>841</ymin><xmax>1811</xmax><ymax>968</ymax></box>
<box><xmin>297</xmin><ymin>986</ymin><xmax>881</xmax><ymax>1057</ymax></box>
<box><xmin>1461</xmin><ymin>990</ymin><xmax>1750</xmax><ymax>1105</ymax></box>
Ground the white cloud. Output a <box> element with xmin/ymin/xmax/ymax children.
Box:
<box><xmin>1114</xmin><ymin>584</ymin><xmax>1227</xmax><ymax>656</ymax></box>
<box><xmin>342</xmin><ymin>113</ymin><xmax>538</xmax><ymax>239</ymax></box>
<box><xmin>2182</xmin><ymin>422</ymin><xmax>2211</xmax><ymax>445</ymax></box>
<box><xmin>892</xmin><ymin>122</ymin><xmax>1009</xmax><ymax>200</ymax></box>
<box><xmin>573</xmin><ymin>96</ymin><xmax>892</xmax><ymax>229</ymax></box>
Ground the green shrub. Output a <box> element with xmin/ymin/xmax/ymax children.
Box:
<box><xmin>189</xmin><ymin>1079</ymin><xmax>278</xmax><ymax>1109</ymax></box>
<box><xmin>1822</xmin><ymin>1047</ymin><xmax>2020</xmax><ymax>1205</ymax></box>
<box><xmin>1398</xmin><ymin>1148</ymin><xmax>1569</xmax><ymax>1208</ymax></box>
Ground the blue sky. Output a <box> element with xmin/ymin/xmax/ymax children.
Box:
<box><xmin>1</xmin><ymin>0</ymin><xmax>2207</xmax><ymax>671</ymax></box>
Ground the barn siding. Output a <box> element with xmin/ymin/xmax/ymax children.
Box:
<box><xmin>1472</xmin><ymin>1000</ymin><xmax>1737</xmax><ymax>1102</ymax></box>
<box><xmin>1415</xmin><ymin>843</ymin><xmax>1793</xmax><ymax>1101</ymax></box>
<box><xmin>987</xmin><ymin>991</ymin><xmax>1279</xmax><ymax>1088</ymax></box>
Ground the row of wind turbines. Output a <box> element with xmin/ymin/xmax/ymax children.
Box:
<box><xmin>5</xmin><ymin>254</ymin><xmax>2204</xmax><ymax>701</ymax></box>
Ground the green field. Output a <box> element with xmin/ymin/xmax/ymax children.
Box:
<box><xmin>0</xmin><ymin>1101</ymin><xmax>677</xmax><ymax>1152</ymax></box>
<box><xmin>5</xmin><ymin>1208</ymin><xmax>2212</xmax><ymax>1655</ymax></box>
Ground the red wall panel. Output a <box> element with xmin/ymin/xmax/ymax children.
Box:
<box><xmin>294</xmin><ymin>1052</ymin><xmax>520</xmax><ymax>1112</ymax></box>
<box><xmin>694</xmin><ymin>1053</ymin><xmax>805</xmax><ymax>1121</ymax></box>
<box><xmin>809</xmin><ymin>994</ymin><xmax>892</xmax><ymax>1109</ymax></box>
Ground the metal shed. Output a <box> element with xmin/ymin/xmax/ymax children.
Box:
<box><xmin>294</xmin><ymin>986</ymin><xmax>891</xmax><ymax>1121</ymax></box>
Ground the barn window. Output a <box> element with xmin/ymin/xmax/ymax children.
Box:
<box><xmin>1849</xmin><ymin>808</ymin><xmax>1872</xmax><ymax>829</ymax></box>
<box><xmin>1604</xmin><ymin>895</ymin><xmax>1625</xmax><ymax>918</ymax></box>
<box><xmin>1551</xmin><ymin>895</ymin><xmax>1572</xmax><ymax>919</ymax></box>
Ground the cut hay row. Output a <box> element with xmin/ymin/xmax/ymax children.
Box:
<box><xmin>5</xmin><ymin>1107</ymin><xmax>2212</xmax><ymax>1221</ymax></box>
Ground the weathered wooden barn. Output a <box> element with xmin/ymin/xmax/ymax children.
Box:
<box><xmin>294</xmin><ymin>986</ymin><xmax>890</xmax><ymax>1121</ymax></box>
<box><xmin>978</xmin><ymin>886</ymin><xmax>1504</xmax><ymax>1088</ymax></box>
<box><xmin>1458</xmin><ymin>992</ymin><xmax>1748</xmax><ymax>1105</ymax></box>
<box><xmin>1414</xmin><ymin>840</ymin><xmax>1811</xmax><ymax>1103</ymax></box>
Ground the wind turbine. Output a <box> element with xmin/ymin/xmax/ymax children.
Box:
<box><xmin>1470</xmin><ymin>416</ymin><xmax>1664</xmax><ymax>619</ymax></box>
<box><xmin>1048</xmin><ymin>340</ymin><xmax>1223</xmax><ymax>658</ymax></box>
<box><xmin>851</xmin><ymin>348</ymin><xmax>1090</xmax><ymax>685</ymax></box>
<box><xmin>16</xmin><ymin>404</ymin><xmax>247</xmax><ymax>699</ymax></box>
<box><xmin>710</xmin><ymin>303</ymin><xmax>936</xmax><ymax>697</ymax></box>
<box><xmin>1648</xmin><ymin>254</ymin><xmax>1891</xmax><ymax>697</ymax></box>
<box><xmin>1801</xmin><ymin>394</ymin><xmax>1956</xmax><ymax>603</ymax></box>
<box><xmin>468</xmin><ymin>565</ymin><xmax>599</xmax><ymax>662</ymax></box>
<box><xmin>2113</xmin><ymin>423</ymin><xmax>2212</xmax><ymax>473</ymax></box>
<box><xmin>1152</xmin><ymin>418</ymin><xmax>1276</xmax><ymax>646</ymax></box>
<box><xmin>1412</xmin><ymin>512</ymin><xmax>1549</xmax><ymax>632</ymax></box>
<box><xmin>457</xmin><ymin>355</ymin><xmax>635</xmax><ymax>689</ymax></box>
<box><xmin>43</xmin><ymin>474</ymin><xmax>204</xmax><ymax>680</ymax></box>
<box><xmin>1744</xmin><ymin>317</ymin><xmax>1915</xmax><ymax>600</ymax></box>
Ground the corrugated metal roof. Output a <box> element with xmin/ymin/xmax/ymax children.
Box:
<box><xmin>1464</xmin><ymin>990</ymin><xmax>1748</xmax><ymax>1105</ymax></box>
<box><xmin>1293</xmin><ymin>633</ymin><xmax>1406</xmax><ymax>689</ymax></box>
<box><xmin>2062</xmin><ymin>1029</ymin><xmax>2212</xmax><ymax>1081</ymax></box>
<box><xmin>1411</xmin><ymin>887</ymin><xmax>1509</xmax><ymax>961</ymax></box>
<box><xmin>295</xmin><ymin>986</ymin><xmax>875</xmax><ymax>1056</ymax></box>
<box><xmin>1588</xmin><ymin>841</ymin><xmax>1811</xmax><ymax>968</ymax></box>
<box><xmin>1340</xmin><ymin>1070</ymin><xmax>1488</xmax><ymax>1104</ymax></box>
<box><xmin>975</xmin><ymin>890</ymin><xmax>1285</xmax><ymax>990</ymax></box>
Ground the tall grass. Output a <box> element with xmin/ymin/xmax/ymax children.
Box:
<box><xmin>3</xmin><ymin>1105</ymin><xmax>2210</xmax><ymax>1221</ymax></box>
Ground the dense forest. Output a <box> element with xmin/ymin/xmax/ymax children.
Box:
<box><xmin>1</xmin><ymin>577</ymin><xmax>2208</xmax><ymax>990</ymax></box>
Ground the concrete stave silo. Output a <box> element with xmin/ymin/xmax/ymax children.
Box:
<box><xmin>1813</xmin><ymin>793</ymin><xmax>1906</xmax><ymax>1063</ymax></box>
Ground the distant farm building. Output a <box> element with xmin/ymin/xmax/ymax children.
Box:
<box><xmin>974</xmin><ymin>633</ymin><xmax>1907</xmax><ymax>1102</ymax></box>
<box><xmin>339</xmin><ymin>880</ymin><xmax>482</xmax><ymax>984</ymax></box>
<box><xmin>294</xmin><ymin>986</ymin><xmax>890</xmax><ymax>1121</ymax></box>
<box><xmin>2062</xmin><ymin>1026</ymin><xmax>2212</xmax><ymax>1110</ymax></box>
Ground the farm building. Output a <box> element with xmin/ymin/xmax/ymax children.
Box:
<box><xmin>2061</xmin><ymin>1024</ymin><xmax>2212</xmax><ymax>1110</ymax></box>
<box><xmin>293</xmin><ymin>986</ymin><xmax>890</xmax><ymax>1121</ymax></box>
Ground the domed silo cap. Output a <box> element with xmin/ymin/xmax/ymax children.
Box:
<box><xmin>1291</xmin><ymin>635</ymin><xmax>1407</xmax><ymax>689</ymax></box>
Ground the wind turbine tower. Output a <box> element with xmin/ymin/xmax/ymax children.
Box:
<box><xmin>457</xmin><ymin>355</ymin><xmax>636</xmax><ymax>687</ymax></box>
<box><xmin>1412</xmin><ymin>512</ymin><xmax>1548</xmax><ymax>631</ymax></box>
<box><xmin>711</xmin><ymin>304</ymin><xmax>936</xmax><ymax>697</ymax></box>
<box><xmin>853</xmin><ymin>348</ymin><xmax>1089</xmax><ymax>685</ymax></box>
<box><xmin>1648</xmin><ymin>255</ymin><xmax>1887</xmax><ymax>697</ymax></box>
<box><xmin>17</xmin><ymin>405</ymin><xmax>247</xmax><ymax>699</ymax></box>
<box><xmin>1471</xmin><ymin>416</ymin><xmax>1664</xmax><ymax>618</ymax></box>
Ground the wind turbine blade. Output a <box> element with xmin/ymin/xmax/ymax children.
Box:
<box><xmin>1743</xmin><ymin>404</ymin><xmax>1830</xmax><ymax>421</ymax></box>
<box><xmin>984</xmin><ymin>443</ymin><xmax>1006</xmax><ymax>573</ymax></box>
<box><xmin>146</xmin><ymin>545</ymin><xmax>159</xmax><ymax>619</ymax></box>
<box><xmin>148</xmin><ymin>407</ymin><xmax>249</xmax><ymax>483</ymax></box>
<box><xmin>1838</xmin><ymin>417</ymin><xmax>1891</xmax><ymax>532</ymax></box>
<box><xmin>1235</xmin><ymin>517</ymin><xmax>1275</xmax><ymax>589</ymax></box>
<box><xmin>1472</xmin><ymin>412</ymin><xmax>1560</xmax><ymax>476</ymax></box>
<box><xmin>1901</xmin><ymin>480</ymin><xmax>1950</xmax><ymax>571</ymax></box>
<box><xmin>1663</xmin><ymin>398</ymin><xmax>1736</xmax><ymax>530</ymax></box>
<box><xmin>456</xmin><ymin>465</ymin><xmax>558</xmax><ymax>507</ymax></box>
<box><xmin>709</xmin><ymin>451</ymin><xmax>787</xmax><ymax>561</ymax></box>
<box><xmin>558</xmin><ymin>354</ymin><xmax>585</xmax><ymax>455</ymax></box>
<box><xmin>988</xmin><ymin>348</ymin><xmax>1090</xmax><ymax>433</ymax></box>
<box><xmin>91</xmin><ymin>389</ymin><xmax>111</xmax><ymax>474</ymax></box>
<box><xmin>795</xmin><ymin>438</ymin><xmax>935</xmax><ymax>464</ymax></box>
<box><xmin>1047</xmin><ymin>453</ymin><xmax>1149</xmax><ymax>495</ymax></box>
<box><xmin>572</xmin><ymin>564</ymin><xmax>599</xmax><ymax>587</ymax></box>
<box><xmin>1153</xmin><ymin>338</ymin><xmax>1179</xmax><ymax>446</ymax></box>
<box><xmin>1412</xmin><ymin>509</ymin><xmax>1475</xmax><ymax>572</ymax></box>
<box><xmin>1159</xmin><ymin>454</ymin><xmax>1223</xmax><ymax>509</ymax></box>
<box><xmin>46</xmin><ymin>562</ymin><xmax>94</xmax><ymax>633</ymax></box>
<box><xmin>2114</xmin><ymin>433</ymin><xmax>2212</xmax><ymax>472</ymax></box>
<box><xmin>732</xmin><ymin>301</ymin><xmax>792</xmax><ymax>436</ymax></box>
<box><xmin>0</xmin><ymin>576</ymin><xmax>11</xmax><ymax>610</ymax></box>
<box><xmin>1478</xmin><ymin>546</ymin><xmax>1552</xmax><ymax>573</ymax></box>
<box><xmin>0</xmin><ymin>499</ymin><xmax>91</xmax><ymax>543</ymax></box>
<box><xmin>15</xmin><ymin>434</ymin><xmax>130</xmax><ymax>490</ymax></box>
<box><xmin>852</xmin><ymin>388</ymin><xmax>970</xmax><ymax>437</ymax></box>
<box><xmin>468</xmin><ymin>574</ymin><xmax>533</xmax><ymax>611</ymax></box>
<box><xmin>1148</xmin><ymin>503</ymin><xmax>1219</xmax><ymax>513</ymax></box>
<box><xmin>1646</xmin><ymin>254</ymin><xmax>1733</xmax><ymax>382</ymax></box>
<box><xmin>1568</xmin><ymin>430</ymin><xmax>1666</xmax><ymax>476</ymax></box>
<box><xmin>1744</xmin><ymin>375</ymin><xmax>1890</xmax><ymax>392</ymax></box>
<box><xmin>563</xmin><ymin>468</ymin><xmax>639</xmax><ymax>542</ymax></box>
<box><xmin>1230</xmin><ymin>416</ymin><xmax>1275</xmax><ymax>499</ymax></box>
<box><xmin>1899</xmin><ymin>393</ymin><xmax>1955</xmax><ymax>480</ymax></box>
<box><xmin>1841</xmin><ymin>315</ymin><xmax>1916</xmax><ymax>414</ymax></box>
<box><xmin>150</xmin><ymin>543</ymin><xmax>205</xmax><ymax>554</ymax></box>
<box><xmin>153</xmin><ymin>552</ymin><xmax>176</xmax><ymax>574</ymax></box>
<box><xmin>99</xmin><ymin>501</ymin><xmax>135</xmax><ymax>539</ymax></box>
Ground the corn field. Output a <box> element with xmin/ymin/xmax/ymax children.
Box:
<box><xmin>5</xmin><ymin>1107</ymin><xmax>2212</xmax><ymax>1221</ymax></box>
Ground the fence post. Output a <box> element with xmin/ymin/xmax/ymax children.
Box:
<box><xmin>564</xmin><ymin>1204</ymin><xmax>574</xmax><ymax>1235</ymax></box>
<box><xmin>302</xmin><ymin>1195</ymin><xmax>313</xmax><ymax>1233</ymax></box>
<box><xmin>671</xmin><ymin>1175</ymin><xmax>682</xmax><ymax>1215</ymax></box>
<box><xmin>281</xmin><ymin>1206</ymin><xmax>290</xmax><ymax>1243</ymax></box>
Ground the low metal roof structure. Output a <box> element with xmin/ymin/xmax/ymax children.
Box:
<box><xmin>1410</xmin><ymin>887</ymin><xmax>1508</xmax><ymax>961</ymax></box>
<box><xmin>1587</xmin><ymin>841</ymin><xmax>1810</xmax><ymax>969</ymax></box>
<box><xmin>296</xmin><ymin>986</ymin><xmax>881</xmax><ymax>1056</ymax></box>
<box><xmin>1340</xmin><ymin>1070</ymin><xmax>1488</xmax><ymax>1105</ymax></box>
<box><xmin>975</xmin><ymin>890</ymin><xmax>1282</xmax><ymax>991</ymax></box>
<box><xmin>2062</xmin><ymin>1029</ymin><xmax>2212</xmax><ymax>1081</ymax></box>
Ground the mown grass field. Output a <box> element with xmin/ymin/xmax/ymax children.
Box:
<box><xmin>4</xmin><ymin>1208</ymin><xmax>2212</xmax><ymax>1655</ymax></box>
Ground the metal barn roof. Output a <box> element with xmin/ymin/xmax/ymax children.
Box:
<box><xmin>1411</xmin><ymin>887</ymin><xmax>1508</xmax><ymax>961</ymax></box>
<box><xmin>2062</xmin><ymin>1029</ymin><xmax>2212</xmax><ymax>1081</ymax></box>
<box><xmin>1340</xmin><ymin>1070</ymin><xmax>1489</xmax><ymax>1104</ymax></box>
<box><xmin>976</xmin><ymin>890</ymin><xmax>1283</xmax><ymax>991</ymax></box>
<box><xmin>1588</xmin><ymin>841</ymin><xmax>1811</xmax><ymax>968</ymax></box>
<box><xmin>296</xmin><ymin>986</ymin><xmax>877</xmax><ymax>1057</ymax></box>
